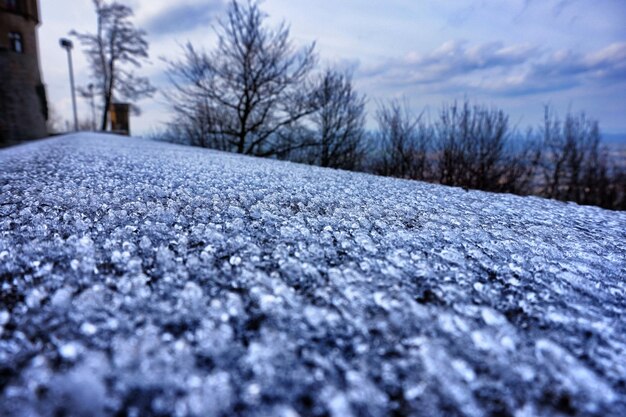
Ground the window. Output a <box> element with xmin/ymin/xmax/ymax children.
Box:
<box><xmin>9</xmin><ymin>32</ymin><xmax>23</xmax><ymax>53</ymax></box>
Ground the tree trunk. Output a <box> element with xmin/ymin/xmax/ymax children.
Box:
<box><xmin>101</xmin><ymin>94</ymin><xmax>110</xmax><ymax>131</ymax></box>
<box><xmin>101</xmin><ymin>64</ymin><xmax>115</xmax><ymax>131</ymax></box>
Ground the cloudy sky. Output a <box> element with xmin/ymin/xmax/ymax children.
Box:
<box><xmin>39</xmin><ymin>0</ymin><xmax>626</xmax><ymax>137</ymax></box>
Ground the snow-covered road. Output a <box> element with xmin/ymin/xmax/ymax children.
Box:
<box><xmin>1</xmin><ymin>133</ymin><xmax>625</xmax><ymax>416</ymax></box>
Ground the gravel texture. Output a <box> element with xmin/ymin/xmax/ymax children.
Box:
<box><xmin>0</xmin><ymin>133</ymin><xmax>625</xmax><ymax>417</ymax></box>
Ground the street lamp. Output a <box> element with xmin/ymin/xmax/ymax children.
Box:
<box><xmin>88</xmin><ymin>83</ymin><xmax>96</xmax><ymax>131</ymax></box>
<box><xmin>60</xmin><ymin>38</ymin><xmax>78</xmax><ymax>131</ymax></box>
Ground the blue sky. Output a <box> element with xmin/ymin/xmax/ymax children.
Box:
<box><xmin>39</xmin><ymin>0</ymin><xmax>626</xmax><ymax>136</ymax></box>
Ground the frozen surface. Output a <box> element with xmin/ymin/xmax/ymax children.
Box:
<box><xmin>0</xmin><ymin>133</ymin><xmax>625</xmax><ymax>417</ymax></box>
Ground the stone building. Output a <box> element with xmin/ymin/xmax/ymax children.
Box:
<box><xmin>0</xmin><ymin>0</ymin><xmax>47</xmax><ymax>147</ymax></box>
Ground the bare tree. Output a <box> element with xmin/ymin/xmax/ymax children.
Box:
<box><xmin>436</xmin><ymin>101</ymin><xmax>470</xmax><ymax>187</ymax></box>
<box><xmin>435</xmin><ymin>101</ymin><xmax>517</xmax><ymax>191</ymax></box>
<box><xmin>499</xmin><ymin>130</ymin><xmax>542</xmax><ymax>195</ymax></box>
<box><xmin>305</xmin><ymin>69</ymin><xmax>367</xmax><ymax>170</ymax></box>
<box><xmin>374</xmin><ymin>99</ymin><xmax>431</xmax><ymax>180</ymax></box>
<box><xmin>540</xmin><ymin>107</ymin><xmax>568</xmax><ymax>199</ymax></box>
<box><xmin>72</xmin><ymin>0</ymin><xmax>155</xmax><ymax>131</ymax></box>
<box><xmin>164</xmin><ymin>0</ymin><xmax>318</xmax><ymax>157</ymax></box>
<box><xmin>607</xmin><ymin>167</ymin><xmax>626</xmax><ymax>210</ymax></box>
<box><xmin>540</xmin><ymin>108</ymin><xmax>615</xmax><ymax>206</ymax></box>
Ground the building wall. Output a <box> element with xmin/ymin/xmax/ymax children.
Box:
<box><xmin>0</xmin><ymin>0</ymin><xmax>47</xmax><ymax>147</ymax></box>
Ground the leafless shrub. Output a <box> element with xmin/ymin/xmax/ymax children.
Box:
<box><xmin>436</xmin><ymin>101</ymin><xmax>512</xmax><ymax>191</ymax></box>
<box><xmin>373</xmin><ymin>99</ymin><xmax>432</xmax><ymax>180</ymax></box>
<box><xmin>539</xmin><ymin>107</ymin><xmax>620</xmax><ymax>208</ymax></box>
<box><xmin>299</xmin><ymin>69</ymin><xmax>368</xmax><ymax>170</ymax></box>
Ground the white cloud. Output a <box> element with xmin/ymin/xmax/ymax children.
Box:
<box><xmin>361</xmin><ymin>40</ymin><xmax>626</xmax><ymax>96</ymax></box>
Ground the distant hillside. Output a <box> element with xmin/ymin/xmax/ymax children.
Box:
<box><xmin>604</xmin><ymin>133</ymin><xmax>626</xmax><ymax>144</ymax></box>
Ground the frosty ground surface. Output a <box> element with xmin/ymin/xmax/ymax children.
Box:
<box><xmin>1</xmin><ymin>133</ymin><xmax>625</xmax><ymax>417</ymax></box>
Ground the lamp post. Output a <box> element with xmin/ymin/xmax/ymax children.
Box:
<box><xmin>88</xmin><ymin>83</ymin><xmax>96</xmax><ymax>131</ymax></box>
<box><xmin>60</xmin><ymin>38</ymin><xmax>78</xmax><ymax>131</ymax></box>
